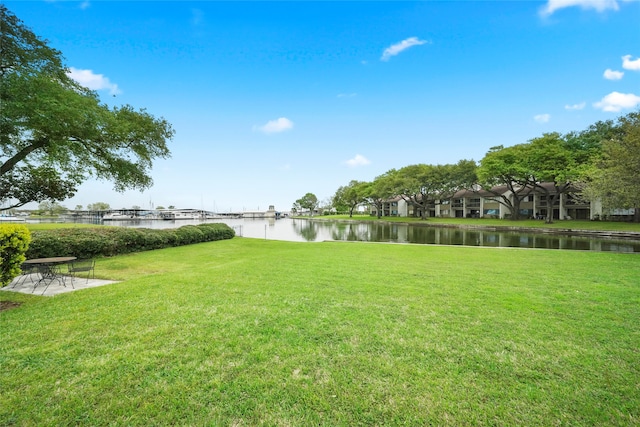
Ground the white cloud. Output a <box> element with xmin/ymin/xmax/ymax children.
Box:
<box><xmin>539</xmin><ymin>0</ymin><xmax>620</xmax><ymax>17</ymax></box>
<box><xmin>345</xmin><ymin>154</ymin><xmax>371</xmax><ymax>168</ymax></box>
<box><xmin>603</xmin><ymin>69</ymin><xmax>624</xmax><ymax>80</ymax></box>
<box><xmin>67</xmin><ymin>67</ymin><xmax>121</xmax><ymax>95</ymax></box>
<box><xmin>565</xmin><ymin>102</ymin><xmax>586</xmax><ymax>110</ymax></box>
<box><xmin>337</xmin><ymin>93</ymin><xmax>357</xmax><ymax>98</ymax></box>
<box><xmin>622</xmin><ymin>54</ymin><xmax>640</xmax><ymax>71</ymax></box>
<box><xmin>381</xmin><ymin>37</ymin><xmax>429</xmax><ymax>62</ymax></box>
<box><xmin>593</xmin><ymin>91</ymin><xmax>640</xmax><ymax>112</ymax></box>
<box><xmin>79</xmin><ymin>1</ymin><xmax>90</xmax><ymax>10</ymax></box>
<box><xmin>256</xmin><ymin>117</ymin><xmax>294</xmax><ymax>134</ymax></box>
<box><xmin>534</xmin><ymin>114</ymin><xmax>551</xmax><ymax>123</ymax></box>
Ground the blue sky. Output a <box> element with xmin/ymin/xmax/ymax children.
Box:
<box><xmin>7</xmin><ymin>0</ymin><xmax>640</xmax><ymax>212</ymax></box>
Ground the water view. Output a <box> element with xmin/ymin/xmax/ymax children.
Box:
<box><xmin>52</xmin><ymin>217</ymin><xmax>640</xmax><ymax>253</ymax></box>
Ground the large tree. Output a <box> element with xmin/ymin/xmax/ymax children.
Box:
<box><xmin>519</xmin><ymin>133</ymin><xmax>584</xmax><ymax>224</ymax></box>
<box><xmin>293</xmin><ymin>192</ymin><xmax>319</xmax><ymax>216</ymax></box>
<box><xmin>0</xmin><ymin>6</ymin><xmax>174</xmax><ymax>211</ymax></box>
<box><xmin>390</xmin><ymin>160</ymin><xmax>476</xmax><ymax>220</ymax></box>
<box><xmin>586</xmin><ymin>111</ymin><xmax>640</xmax><ymax>222</ymax></box>
<box><xmin>332</xmin><ymin>180</ymin><xmax>367</xmax><ymax>217</ymax></box>
<box><xmin>361</xmin><ymin>173</ymin><xmax>397</xmax><ymax>219</ymax></box>
<box><xmin>476</xmin><ymin>145</ymin><xmax>534</xmax><ymax>220</ymax></box>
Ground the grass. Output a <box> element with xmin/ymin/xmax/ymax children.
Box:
<box><xmin>1</xmin><ymin>238</ymin><xmax>639</xmax><ymax>425</ymax></box>
<box><xmin>316</xmin><ymin>214</ymin><xmax>640</xmax><ymax>232</ymax></box>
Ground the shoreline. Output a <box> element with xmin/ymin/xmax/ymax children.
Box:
<box><xmin>300</xmin><ymin>217</ymin><xmax>640</xmax><ymax>241</ymax></box>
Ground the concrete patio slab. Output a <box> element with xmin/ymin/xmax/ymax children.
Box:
<box><xmin>1</xmin><ymin>275</ymin><xmax>120</xmax><ymax>296</ymax></box>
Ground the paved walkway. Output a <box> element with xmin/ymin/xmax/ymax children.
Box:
<box><xmin>1</xmin><ymin>275</ymin><xmax>119</xmax><ymax>296</ymax></box>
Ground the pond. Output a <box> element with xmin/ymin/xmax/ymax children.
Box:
<box><xmin>56</xmin><ymin>217</ymin><xmax>640</xmax><ymax>253</ymax></box>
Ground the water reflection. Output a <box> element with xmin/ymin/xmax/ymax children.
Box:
<box><xmin>288</xmin><ymin>219</ymin><xmax>640</xmax><ymax>253</ymax></box>
<box><xmin>44</xmin><ymin>217</ymin><xmax>640</xmax><ymax>253</ymax></box>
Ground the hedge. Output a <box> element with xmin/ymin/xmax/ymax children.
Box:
<box><xmin>0</xmin><ymin>224</ymin><xmax>32</xmax><ymax>287</ymax></box>
<box><xmin>26</xmin><ymin>223</ymin><xmax>235</xmax><ymax>259</ymax></box>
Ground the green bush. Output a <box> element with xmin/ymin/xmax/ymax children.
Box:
<box><xmin>174</xmin><ymin>225</ymin><xmax>205</xmax><ymax>245</ymax></box>
<box><xmin>0</xmin><ymin>224</ymin><xmax>32</xmax><ymax>287</ymax></box>
<box><xmin>26</xmin><ymin>223</ymin><xmax>235</xmax><ymax>259</ymax></box>
<box><xmin>193</xmin><ymin>223</ymin><xmax>235</xmax><ymax>242</ymax></box>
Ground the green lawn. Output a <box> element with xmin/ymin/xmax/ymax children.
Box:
<box><xmin>2</xmin><ymin>238</ymin><xmax>639</xmax><ymax>425</ymax></box>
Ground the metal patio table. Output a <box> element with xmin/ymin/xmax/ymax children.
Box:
<box><xmin>22</xmin><ymin>257</ymin><xmax>77</xmax><ymax>294</ymax></box>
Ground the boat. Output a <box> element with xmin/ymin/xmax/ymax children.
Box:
<box><xmin>158</xmin><ymin>209</ymin><xmax>207</xmax><ymax>220</ymax></box>
<box><xmin>0</xmin><ymin>215</ymin><xmax>26</xmax><ymax>222</ymax></box>
<box><xmin>102</xmin><ymin>209</ymin><xmax>157</xmax><ymax>221</ymax></box>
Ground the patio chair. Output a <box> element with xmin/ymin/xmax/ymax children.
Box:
<box><xmin>67</xmin><ymin>259</ymin><xmax>95</xmax><ymax>285</ymax></box>
<box><xmin>11</xmin><ymin>263</ymin><xmax>43</xmax><ymax>289</ymax></box>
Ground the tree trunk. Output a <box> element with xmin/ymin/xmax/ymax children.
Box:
<box><xmin>510</xmin><ymin>197</ymin><xmax>521</xmax><ymax>220</ymax></box>
<box><xmin>545</xmin><ymin>196</ymin><xmax>555</xmax><ymax>224</ymax></box>
<box><xmin>634</xmin><ymin>206</ymin><xmax>640</xmax><ymax>223</ymax></box>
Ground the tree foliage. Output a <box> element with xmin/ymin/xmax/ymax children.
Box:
<box><xmin>293</xmin><ymin>193</ymin><xmax>319</xmax><ymax>216</ymax></box>
<box><xmin>0</xmin><ymin>6</ymin><xmax>174</xmax><ymax>211</ymax></box>
<box><xmin>586</xmin><ymin>111</ymin><xmax>640</xmax><ymax>222</ymax></box>
<box><xmin>361</xmin><ymin>172</ymin><xmax>398</xmax><ymax>219</ymax></box>
<box><xmin>519</xmin><ymin>133</ymin><xmax>590</xmax><ymax>223</ymax></box>
<box><xmin>87</xmin><ymin>202</ymin><xmax>110</xmax><ymax>211</ymax></box>
<box><xmin>332</xmin><ymin>180</ymin><xmax>366</xmax><ymax>217</ymax></box>
<box><xmin>476</xmin><ymin>145</ymin><xmax>532</xmax><ymax>220</ymax></box>
<box><xmin>37</xmin><ymin>201</ymin><xmax>66</xmax><ymax>215</ymax></box>
<box><xmin>390</xmin><ymin>160</ymin><xmax>476</xmax><ymax>219</ymax></box>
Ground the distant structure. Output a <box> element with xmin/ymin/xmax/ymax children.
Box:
<box><xmin>64</xmin><ymin>205</ymin><xmax>284</xmax><ymax>221</ymax></box>
<box><xmin>242</xmin><ymin>205</ymin><xmax>282</xmax><ymax>219</ymax></box>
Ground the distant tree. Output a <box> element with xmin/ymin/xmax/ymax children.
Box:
<box><xmin>131</xmin><ymin>205</ymin><xmax>141</xmax><ymax>210</ymax></box>
<box><xmin>168</xmin><ymin>205</ymin><xmax>175</xmax><ymax>209</ymax></box>
<box><xmin>75</xmin><ymin>204</ymin><xmax>83</xmax><ymax>210</ymax></box>
<box><xmin>519</xmin><ymin>133</ymin><xmax>584</xmax><ymax>224</ymax></box>
<box><xmin>476</xmin><ymin>145</ymin><xmax>533</xmax><ymax>220</ymax></box>
<box><xmin>564</xmin><ymin>119</ymin><xmax>614</xmax><ymax>165</ymax></box>
<box><xmin>316</xmin><ymin>197</ymin><xmax>332</xmax><ymax>215</ymax></box>
<box><xmin>361</xmin><ymin>173</ymin><xmax>397</xmax><ymax>218</ymax></box>
<box><xmin>332</xmin><ymin>180</ymin><xmax>367</xmax><ymax>217</ymax></box>
<box><xmin>294</xmin><ymin>193</ymin><xmax>319</xmax><ymax>216</ymax></box>
<box><xmin>586</xmin><ymin>111</ymin><xmax>640</xmax><ymax>222</ymax></box>
<box><xmin>87</xmin><ymin>202</ymin><xmax>110</xmax><ymax>211</ymax></box>
<box><xmin>38</xmin><ymin>201</ymin><xmax>66</xmax><ymax>215</ymax></box>
<box><xmin>156</xmin><ymin>205</ymin><xmax>165</xmax><ymax>210</ymax></box>
<box><xmin>0</xmin><ymin>6</ymin><xmax>173</xmax><ymax>212</ymax></box>
<box><xmin>390</xmin><ymin>160</ymin><xmax>476</xmax><ymax>220</ymax></box>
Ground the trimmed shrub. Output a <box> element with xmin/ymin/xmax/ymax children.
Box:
<box><xmin>25</xmin><ymin>223</ymin><xmax>235</xmax><ymax>259</ymax></box>
<box><xmin>0</xmin><ymin>224</ymin><xmax>32</xmax><ymax>287</ymax></box>
<box><xmin>174</xmin><ymin>225</ymin><xmax>205</xmax><ymax>246</ymax></box>
<box><xmin>195</xmin><ymin>223</ymin><xmax>235</xmax><ymax>242</ymax></box>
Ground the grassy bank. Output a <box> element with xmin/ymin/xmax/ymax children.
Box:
<box><xmin>2</xmin><ymin>238</ymin><xmax>639</xmax><ymax>425</ymax></box>
<box><xmin>313</xmin><ymin>214</ymin><xmax>640</xmax><ymax>233</ymax></box>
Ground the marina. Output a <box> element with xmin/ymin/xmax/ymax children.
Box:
<box><xmin>68</xmin><ymin>206</ymin><xmax>283</xmax><ymax>222</ymax></box>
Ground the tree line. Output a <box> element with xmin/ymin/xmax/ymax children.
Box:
<box><xmin>327</xmin><ymin>111</ymin><xmax>640</xmax><ymax>223</ymax></box>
